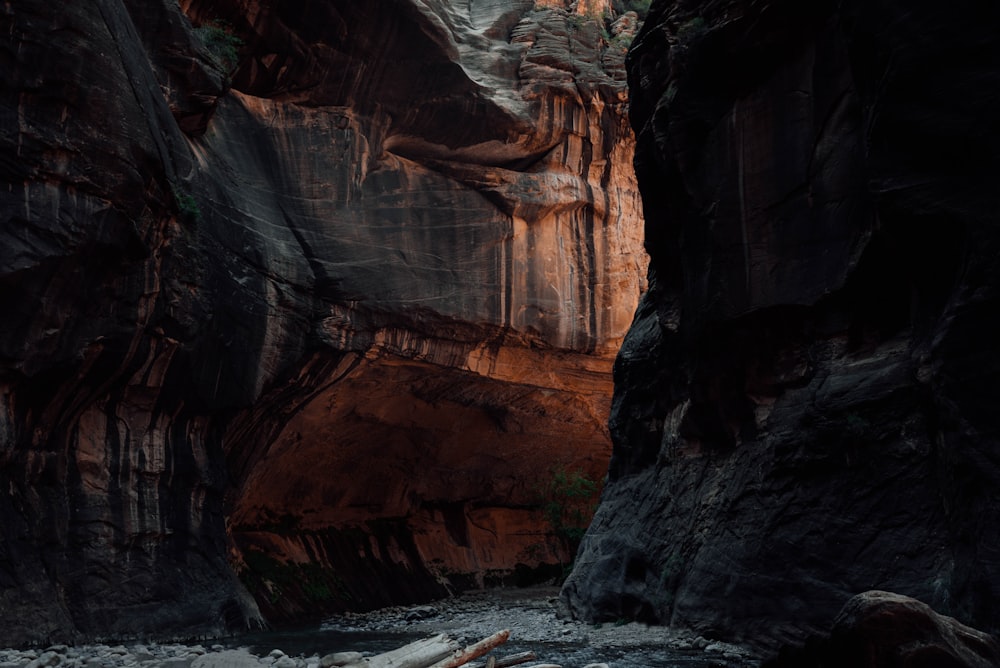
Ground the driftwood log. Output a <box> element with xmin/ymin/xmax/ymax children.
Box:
<box><xmin>349</xmin><ymin>630</ymin><xmax>511</xmax><ymax>668</ymax></box>
<box><xmin>428</xmin><ymin>630</ymin><xmax>510</xmax><ymax>668</ymax></box>
<box><xmin>467</xmin><ymin>651</ymin><xmax>538</xmax><ymax>668</ymax></box>
<box><xmin>357</xmin><ymin>633</ymin><xmax>460</xmax><ymax>668</ymax></box>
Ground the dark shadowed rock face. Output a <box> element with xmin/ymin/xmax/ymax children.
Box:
<box><xmin>764</xmin><ymin>591</ymin><xmax>1000</xmax><ymax>668</ymax></box>
<box><xmin>0</xmin><ymin>0</ymin><xmax>645</xmax><ymax>644</ymax></box>
<box><xmin>562</xmin><ymin>0</ymin><xmax>1000</xmax><ymax>651</ymax></box>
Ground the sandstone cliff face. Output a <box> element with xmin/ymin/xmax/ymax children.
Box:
<box><xmin>562</xmin><ymin>0</ymin><xmax>1000</xmax><ymax>650</ymax></box>
<box><xmin>0</xmin><ymin>0</ymin><xmax>645</xmax><ymax>643</ymax></box>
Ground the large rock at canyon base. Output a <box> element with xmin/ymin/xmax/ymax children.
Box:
<box><xmin>764</xmin><ymin>591</ymin><xmax>1000</xmax><ymax>668</ymax></box>
<box><xmin>562</xmin><ymin>0</ymin><xmax>1000</xmax><ymax>652</ymax></box>
<box><xmin>0</xmin><ymin>0</ymin><xmax>645</xmax><ymax>643</ymax></box>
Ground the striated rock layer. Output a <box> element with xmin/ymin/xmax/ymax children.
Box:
<box><xmin>563</xmin><ymin>0</ymin><xmax>1000</xmax><ymax>652</ymax></box>
<box><xmin>0</xmin><ymin>0</ymin><xmax>645</xmax><ymax>643</ymax></box>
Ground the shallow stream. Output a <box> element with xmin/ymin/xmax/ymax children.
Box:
<box><xmin>230</xmin><ymin>588</ymin><xmax>757</xmax><ymax>668</ymax></box>
<box><xmin>233</xmin><ymin>629</ymin><xmax>735</xmax><ymax>667</ymax></box>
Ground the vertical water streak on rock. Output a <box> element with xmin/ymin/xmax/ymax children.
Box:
<box><xmin>1</xmin><ymin>0</ymin><xmax>647</xmax><ymax>641</ymax></box>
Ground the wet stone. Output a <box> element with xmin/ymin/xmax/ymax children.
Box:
<box><xmin>159</xmin><ymin>659</ymin><xmax>192</xmax><ymax>668</ymax></box>
<box><xmin>319</xmin><ymin>652</ymin><xmax>361</xmax><ymax>668</ymax></box>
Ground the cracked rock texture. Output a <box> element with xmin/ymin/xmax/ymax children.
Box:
<box><xmin>0</xmin><ymin>0</ymin><xmax>645</xmax><ymax>643</ymax></box>
<box><xmin>562</xmin><ymin>0</ymin><xmax>1000</xmax><ymax>652</ymax></box>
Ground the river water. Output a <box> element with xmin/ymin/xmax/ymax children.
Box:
<box><xmin>230</xmin><ymin>588</ymin><xmax>757</xmax><ymax>668</ymax></box>
<box><xmin>234</xmin><ymin>627</ymin><xmax>746</xmax><ymax>667</ymax></box>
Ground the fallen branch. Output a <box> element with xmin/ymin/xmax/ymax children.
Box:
<box><xmin>468</xmin><ymin>651</ymin><xmax>538</xmax><ymax>668</ymax></box>
<box><xmin>493</xmin><ymin>652</ymin><xmax>537</xmax><ymax>668</ymax></box>
<box><xmin>427</xmin><ymin>630</ymin><xmax>511</xmax><ymax>668</ymax></box>
<box><xmin>362</xmin><ymin>633</ymin><xmax>461</xmax><ymax>668</ymax></box>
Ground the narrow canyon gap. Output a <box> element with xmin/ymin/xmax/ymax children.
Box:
<box><xmin>0</xmin><ymin>0</ymin><xmax>647</xmax><ymax>643</ymax></box>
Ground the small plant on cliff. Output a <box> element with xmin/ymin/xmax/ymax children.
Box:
<box><xmin>194</xmin><ymin>20</ymin><xmax>243</xmax><ymax>71</ymax></box>
<box><xmin>657</xmin><ymin>552</ymin><xmax>684</xmax><ymax>610</ymax></box>
<box><xmin>845</xmin><ymin>411</ymin><xmax>870</xmax><ymax>437</ymax></box>
<box><xmin>171</xmin><ymin>186</ymin><xmax>201</xmax><ymax>223</ymax></box>
<box><xmin>623</xmin><ymin>0</ymin><xmax>652</xmax><ymax>16</ymax></box>
<box><xmin>610</xmin><ymin>32</ymin><xmax>635</xmax><ymax>50</ymax></box>
<box><xmin>236</xmin><ymin>549</ymin><xmax>350</xmax><ymax>611</ymax></box>
<box><xmin>539</xmin><ymin>467</ymin><xmax>601</xmax><ymax>563</ymax></box>
<box><xmin>676</xmin><ymin>16</ymin><xmax>707</xmax><ymax>43</ymax></box>
<box><xmin>567</xmin><ymin>7</ymin><xmax>607</xmax><ymax>33</ymax></box>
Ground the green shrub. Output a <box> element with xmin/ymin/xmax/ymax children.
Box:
<box><xmin>677</xmin><ymin>16</ymin><xmax>707</xmax><ymax>42</ymax></box>
<box><xmin>845</xmin><ymin>411</ymin><xmax>870</xmax><ymax>436</ymax></box>
<box><xmin>194</xmin><ymin>20</ymin><xmax>243</xmax><ymax>70</ymax></box>
<box><xmin>237</xmin><ymin>550</ymin><xmax>349</xmax><ymax>607</ymax></box>
<box><xmin>567</xmin><ymin>6</ymin><xmax>608</xmax><ymax>33</ymax></box>
<box><xmin>611</xmin><ymin>32</ymin><xmax>634</xmax><ymax>49</ymax></box>
<box><xmin>172</xmin><ymin>186</ymin><xmax>201</xmax><ymax>223</ymax></box>
<box><xmin>624</xmin><ymin>0</ymin><xmax>652</xmax><ymax>17</ymax></box>
<box><xmin>539</xmin><ymin>467</ymin><xmax>600</xmax><ymax>559</ymax></box>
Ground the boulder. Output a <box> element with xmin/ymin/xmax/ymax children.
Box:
<box><xmin>191</xmin><ymin>650</ymin><xmax>261</xmax><ymax>668</ymax></box>
<box><xmin>764</xmin><ymin>591</ymin><xmax>1000</xmax><ymax>668</ymax></box>
<box><xmin>319</xmin><ymin>653</ymin><xmax>363</xmax><ymax>668</ymax></box>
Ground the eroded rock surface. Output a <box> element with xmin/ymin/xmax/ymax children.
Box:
<box><xmin>0</xmin><ymin>0</ymin><xmax>645</xmax><ymax>643</ymax></box>
<box><xmin>562</xmin><ymin>0</ymin><xmax>1000</xmax><ymax>651</ymax></box>
<box><xmin>765</xmin><ymin>591</ymin><xmax>1000</xmax><ymax>668</ymax></box>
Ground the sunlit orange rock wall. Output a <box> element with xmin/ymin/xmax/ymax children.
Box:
<box><xmin>191</xmin><ymin>0</ymin><xmax>647</xmax><ymax>621</ymax></box>
<box><xmin>0</xmin><ymin>0</ymin><xmax>644</xmax><ymax>640</ymax></box>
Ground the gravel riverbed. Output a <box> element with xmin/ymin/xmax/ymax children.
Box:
<box><xmin>0</xmin><ymin>588</ymin><xmax>760</xmax><ymax>668</ymax></box>
<box><xmin>314</xmin><ymin>587</ymin><xmax>759</xmax><ymax>667</ymax></box>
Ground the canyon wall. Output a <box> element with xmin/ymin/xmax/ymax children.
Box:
<box><xmin>0</xmin><ymin>0</ymin><xmax>646</xmax><ymax>643</ymax></box>
<box><xmin>562</xmin><ymin>0</ymin><xmax>1000</xmax><ymax>651</ymax></box>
